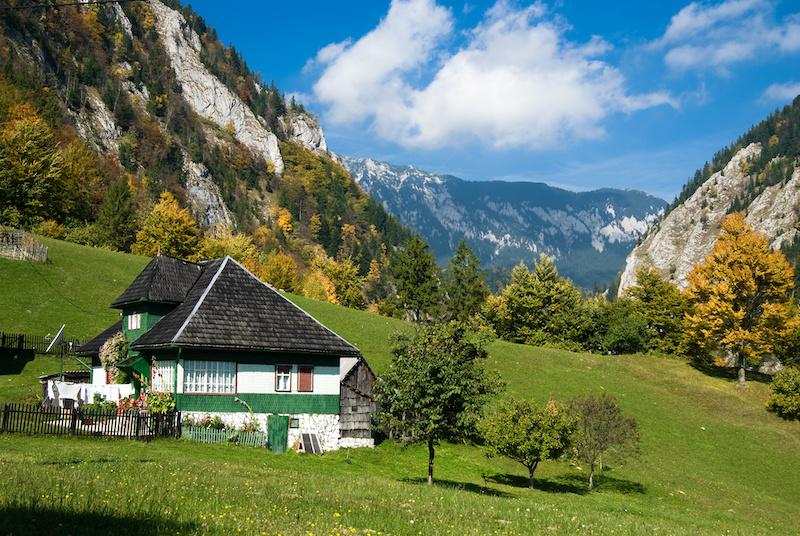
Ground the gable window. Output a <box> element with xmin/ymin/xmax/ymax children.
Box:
<box><xmin>298</xmin><ymin>365</ymin><xmax>314</xmax><ymax>392</ymax></box>
<box><xmin>183</xmin><ymin>360</ymin><xmax>236</xmax><ymax>394</ymax></box>
<box><xmin>127</xmin><ymin>313</ymin><xmax>142</xmax><ymax>330</ymax></box>
<box><xmin>151</xmin><ymin>360</ymin><xmax>175</xmax><ymax>393</ymax></box>
<box><xmin>275</xmin><ymin>365</ymin><xmax>292</xmax><ymax>392</ymax></box>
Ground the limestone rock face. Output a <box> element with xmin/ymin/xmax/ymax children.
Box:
<box><xmin>72</xmin><ymin>87</ymin><xmax>119</xmax><ymax>154</ymax></box>
<box><xmin>183</xmin><ymin>155</ymin><xmax>234</xmax><ymax>229</ymax></box>
<box><xmin>619</xmin><ymin>143</ymin><xmax>800</xmax><ymax>294</ymax></box>
<box><xmin>286</xmin><ymin>114</ymin><xmax>328</xmax><ymax>153</ymax></box>
<box><xmin>149</xmin><ymin>0</ymin><xmax>284</xmax><ymax>174</ymax></box>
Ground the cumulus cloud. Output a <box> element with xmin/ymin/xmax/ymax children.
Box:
<box><xmin>762</xmin><ymin>81</ymin><xmax>800</xmax><ymax>102</ymax></box>
<box><xmin>311</xmin><ymin>0</ymin><xmax>673</xmax><ymax>150</ymax></box>
<box><xmin>654</xmin><ymin>0</ymin><xmax>800</xmax><ymax>72</ymax></box>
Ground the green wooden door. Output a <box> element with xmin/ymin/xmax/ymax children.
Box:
<box><xmin>267</xmin><ymin>415</ymin><xmax>289</xmax><ymax>453</ymax></box>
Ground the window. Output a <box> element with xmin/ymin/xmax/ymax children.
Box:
<box><xmin>298</xmin><ymin>365</ymin><xmax>314</xmax><ymax>392</ymax></box>
<box><xmin>151</xmin><ymin>360</ymin><xmax>175</xmax><ymax>393</ymax></box>
<box><xmin>127</xmin><ymin>313</ymin><xmax>141</xmax><ymax>330</ymax></box>
<box><xmin>275</xmin><ymin>365</ymin><xmax>292</xmax><ymax>392</ymax></box>
<box><xmin>183</xmin><ymin>360</ymin><xmax>236</xmax><ymax>394</ymax></box>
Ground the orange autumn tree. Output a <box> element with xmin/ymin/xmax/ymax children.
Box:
<box><xmin>684</xmin><ymin>213</ymin><xmax>795</xmax><ymax>386</ymax></box>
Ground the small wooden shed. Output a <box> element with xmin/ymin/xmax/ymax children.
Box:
<box><xmin>339</xmin><ymin>357</ymin><xmax>377</xmax><ymax>447</ymax></box>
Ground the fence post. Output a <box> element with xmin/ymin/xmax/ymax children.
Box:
<box><xmin>70</xmin><ymin>408</ymin><xmax>78</xmax><ymax>435</ymax></box>
<box><xmin>176</xmin><ymin>412</ymin><xmax>182</xmax><ymax>438</ymax></box>
<box><xmin>1</xmin><ymin>404</ymin><xmax>8</xmax><ymax>433</ymax></box>
<box><xmin>135</xmin><ymin>412</ymin><xmax>141</xmax><ymax>439</ymax></box>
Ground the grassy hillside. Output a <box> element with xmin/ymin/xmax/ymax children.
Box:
<box><xmin>0</xmin><ymin>238</ymin><xmax>799</xmax><ymax>534</ymax></box>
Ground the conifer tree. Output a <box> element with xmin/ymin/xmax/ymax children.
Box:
<box><xmin>390</xmin><ymin>235</ymin><xmax>441</xmax><ymax>323</ymax></box>
<box><xmin>626</xmin><ymin>267</ymin><xmax>687</xmax><ymax>354</ymax></box>
<box><xmin>96</xmin><ymin>179</ymin><xmax>137</xmax><ymax>251</ymax></box>
<box><xmin>684</xmin><ymin>213</ymin><xmax>796</xmax><ymax>385</ymax></box>
<box><xmin>442</xmin><ymin>240</ymin><xmax>489</xmax><ymax>322</ymax></box>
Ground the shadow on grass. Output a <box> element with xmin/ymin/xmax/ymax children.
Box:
<box><xmin>38</xmin><ymin>457</ymin><xmax>157</xmax><ymax>467</ymax></box>
<box><xmin>0</xmin><ymin>348</ymin><xmax>35</xmax><ymax>374</ymax></box>
<box><xmin>400</xmin><ymin>477</ymin><xmax>511</xmax><ymax>497</ymax></box>
<box><xmin>689</xmin><ymin>361</ymin><xmax>772</xmax><ymax>385</ymax></box>
<box><xmin>0</xmin><ymin>506</ymin><xmax>197</xmax><ymax>535</ymax></box>
<box><xmin>487</xmin><ymin>472</ymin><xmax>645</xmax><ymax>495</ymax></box>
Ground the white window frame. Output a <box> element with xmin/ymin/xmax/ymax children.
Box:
<box><xmin>127</xmin><ymin>313</ymin><xmax>142</xmax><ymax>330</ymax></box>
<box><xmin>182</xmin><ymin>360</ymin><xmax>236</xmax><ymax>394</ymax></box>
<box><xmin>151</xmin><ymin>360</ymin><xmax>175</xmax><ymax>393</ymax></box>
<box><xmin>275</xmin><ymin>364</ymin><xmax>292</xmax><ymax>392</ymax></box>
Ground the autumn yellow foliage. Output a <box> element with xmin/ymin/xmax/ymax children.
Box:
<box><xmin>684</xmin><ymin>213</ymin><xmax>796</xmax><ymax>384</ymax></box>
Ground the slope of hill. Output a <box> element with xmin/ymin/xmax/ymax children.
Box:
<box><xmin>1</xmin><ymin>238</ymin><xmax>799</xmax><ymax>534</ymax></box>
<box><xmin>620</xmin><ymin>96</ymin><xmax>800</xmax><ymax>294</ymax></box>
<box><xmin>0</xmin><ymin>0</ymin><xmax>407</xmax><ymax>279</ymax></box>
<box><xmin>343</xmin><ymin>157</ymin><xmax>666</xmax><ymax>288</ymax></box>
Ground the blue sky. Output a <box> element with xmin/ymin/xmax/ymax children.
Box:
<box><xmin>186</xmin><ymin>0</ymin><xmax>800</xmax><ymax>201</ymax></box>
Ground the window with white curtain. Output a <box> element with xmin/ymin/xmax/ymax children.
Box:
<box><xmin>275</xmin><ymin>364</ymin><xmax>292</xmax><ymax>392</ymax></box>
<box><xmin>151</xmin><ymin>360</ymin><xmax>175</xmax><ymax>393</ymax></box>
<box><xmin>183</xmin><ymin>360</ymin><xmax>236</xmax><ymax>394</ymax></box>
<box><xmin>127</xmin><ymin>313</ymin><xmax>141</xmax><ymax>330</ymax></box>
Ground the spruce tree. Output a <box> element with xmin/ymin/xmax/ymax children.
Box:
<box><xmin>390</xmin><ymin>235</ymin><xmax>441</xmax><ymax>323</ymax></box>
<box><xmin>96</xmin><ymin>179</ymin><xmax>137</xmax><ymax>251</ymax></box>
<box><xmin>442</xmin><ymin>240</ymin><xmax>489</xmax><ymax>321</ymax></box>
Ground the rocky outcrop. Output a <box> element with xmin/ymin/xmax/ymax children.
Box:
<box><xmin>344</xmin><ymin>157</ymin><xmax>666</xmax><ymax>288</ymax></box>
<box><xmin>72</xmin><ymin>87</ymin><xmax>119</xmax><ymax>154</ymax></box>
<box><xmin>149</xmin><ymin>0</ymin><xmax>284</xmax><ymax>174</ymax></box>
<box><xmin>183</xmin><ymin>154</ymin><xmax>234</xmax><ymax>229</ymax></box>
<box><xmin>283</xmin><ymin>113</ymin><xmax>328</xmax><ymax>153</ymax></box>
<box><xmin>618</xmin><ymin>143</ymin><xmax>800</xmax><ymax>294</ymax></box>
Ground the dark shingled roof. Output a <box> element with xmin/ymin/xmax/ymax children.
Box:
<box><xmin>131</xmin><ymin>257</ymin><xmax>360</xmax><ymax>356</ymax></box>
<box><xmin>76</xmin><ymin>319</ymin><xmax>122</xmax><ymax>355</ymax></box>
<box><xmin>111</xmin><ymin>256</ymin><xmax>202</xmax><ymax>308</ymax></box>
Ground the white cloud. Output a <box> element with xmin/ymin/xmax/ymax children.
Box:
<box><xmin>654</xmin><ymin>0</ymin><xmax>800</xmax><ymax>72</ymax></box>
<box><xmin>311</xmin><ymin>0</ymin><xmax>673</xmax><ymax>150</ymax></box>
<box><xmin>762</xmin><ymin>81</ymin><xmax>800</xmax><ymax>102</ymax></box>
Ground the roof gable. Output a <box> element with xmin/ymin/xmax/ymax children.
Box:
<box><xmin>75</xmin><ymin>319</ymin><xmax>122</xmax><ymax>355</ymax></box>
<box><xmin>131</xmin><ymin>257</ymin><xmax>359</xmax><ymax>356</ymax></box>
<box><xmin>111</xmin><ymin>256</ymin><xmax>202</xmax><ymax>308</ymax></box>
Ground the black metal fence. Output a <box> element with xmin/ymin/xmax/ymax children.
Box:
<box><xmin>0</xmin><ymin>404</ymin><xmax>181</xmax><ymax>441</ymax></box>
<box><xmin>0</xmin><ymin>332</ymin><xmax>83</xmax><ymax>355</ymax></box>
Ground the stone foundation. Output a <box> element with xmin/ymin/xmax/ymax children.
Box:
<box><xmin>182</xmin><ymin>411</ymin><xmax>341</xmax><ymax>451</ymax></box>
<box><xmin>338</xmin><ymin>437</ymin><xmax>375</xmax><ymax>449</ymax></box>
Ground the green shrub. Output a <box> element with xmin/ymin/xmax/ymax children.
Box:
<box><xmin>64</xmin><ymin>222</ymin><xmax>103</xmax><ymax>247</ymax></box>
<box><xmin>32</xmin><ymin>220</ymin><xmax>65</xmax><ymax>239</ymax></box>
<box><xmin>767</xmin><ymin>366</ymin><xmax>800</xmax><ymax>419</ymax></box>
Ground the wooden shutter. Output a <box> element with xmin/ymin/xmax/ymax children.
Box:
<box><xmin>298</xmin><ymin>365</ymin><xmax>314</xmax><ymax>392</ymax></box>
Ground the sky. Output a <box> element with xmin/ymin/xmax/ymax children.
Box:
<box><xmin>186</xmin><ymin>0</ymin><xmax>800</xmax><ymax>201</ymax></box>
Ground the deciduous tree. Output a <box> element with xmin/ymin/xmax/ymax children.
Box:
<box><xmin>131</xmin><ymin>192</ymin><xmax>201</xmax><ymax>258</ymax></box>
<box><xmin>373</xmin><ymin>323</ymin><xmax>502</xmax><ymax>485</ymax></box>
<box><xmin>480</xmin><ymin>398</ymin><xmax>575</xmax><ymax>488</ymax></box>
<box><xmin>569</xmin><ymin>394</ymin><xmax>640</xmax><ymax>490</ymax></box>
<box><xmin>684</xmin><ymin>213</ymin><xmax>795</xmax><ymax>386</ymax></box>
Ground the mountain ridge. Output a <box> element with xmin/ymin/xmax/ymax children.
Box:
<box><xmin>343</xmin><ymin>156</ymin><xmax>667</xmax><ymax>288</ymax></box>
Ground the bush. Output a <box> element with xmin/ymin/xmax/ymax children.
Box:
<box><xmin>601</xmin><ymin>300</ymin><xmax>649</xmax><ymax>354</ymax></box>
<box><xmin>64</xmin><ymin>222</ymin><xmax>104</xmax><ymax>247</ymax></box>
<box><xmin>767</xmin><ymin>366</ymin><xmax>800</xmax><ymax>419</ymax></box>
<box><xmin>32</xmin><ymin>220</ymin><xmax>65</xmax><ymax>239</ymax></box>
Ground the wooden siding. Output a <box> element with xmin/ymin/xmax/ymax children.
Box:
<box><xmin>176</xmin><ymin>393</ymin><xmax>339</xmax><ymax>414</ymax></box>
<box><xmin>340</xmin><ymin>359</ymin><xmax>376</xmax><ymax>439</ymax></box>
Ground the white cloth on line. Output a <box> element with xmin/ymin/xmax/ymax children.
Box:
<box><xmin>55</xmin><ymin>381</ymin><xmax>82</xmax><ymax>400</ymax></box>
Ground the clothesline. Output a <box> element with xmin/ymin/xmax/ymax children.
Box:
<box><xmin>46</xmin><ymin>381</ymin><xmax>134</xmax><ymax>408</ymax></box>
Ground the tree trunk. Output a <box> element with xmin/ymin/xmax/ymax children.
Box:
<box><xmin>528</xmin><ymin>462</ymin><xmax>539</xmax><ymax>489</ymax></box>
<box><xmin>588</xmin><ymin>462</ymin><xmax>595</xmax><ymax>490</ymax></box>
<box><xmin>427</xmin><ymin>438</ymin><xmax>435</xmax><ymax>486</ymax></box>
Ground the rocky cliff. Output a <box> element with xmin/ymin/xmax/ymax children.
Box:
<box><xmin>344</xmin><ymin>157</ymin><xmax>666</xmax><ymax>288</ymax></box>
<box><xmin>619</xmin><ymin>95</ymin><xmax>800</xmax><ymax>294</ymax></box>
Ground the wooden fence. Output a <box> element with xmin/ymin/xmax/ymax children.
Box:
<box><xmin>0</xmin><ymin>404</ymin><xmax>181</xmax><ymax>441</ymax></box>
<box><xmin>182</xmin><ymin>425</ymin><xmax>265</xmax><ymax>448</ymax></box>
<box><xmin>0</xmin><ymin>227</ymin><xmax>47</xmax><ymax>262</ymax></box>
<box><xmin>0</xmin><ymin>332</ymin><xmax>83</xmax><ymax>355</ymax></box>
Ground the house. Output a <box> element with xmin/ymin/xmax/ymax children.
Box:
<box><xmin>76</xmin><ymin>254</ymin><xmax>376</xmax><ymax>451</ymax></box>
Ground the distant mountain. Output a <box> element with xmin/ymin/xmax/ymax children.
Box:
<box><xmin>343</xmin><ymin>157</ymin><xmax>666</xmax><ymax>289</ymax></box>
<box><xmin>619</xmin><ymin>95</ymin><xmax>800</xmax><ymax>295</ymax></box>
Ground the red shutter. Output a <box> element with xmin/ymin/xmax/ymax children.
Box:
<box><xmin>298</xmin><ymin>365</ymin><xmax>314</xmax><ymax>392</ymax></box>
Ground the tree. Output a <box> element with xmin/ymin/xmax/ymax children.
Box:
<box><xmin>373</xmin><ymin>323</ymin><xmax>502</xmax><ymax>485</ymax></box>
<box><xmin>600</xmin><ymin>299</ymin><xmax>649</xmax><ymax>354</ymax></box>
<box><xmin>200</xmin><ymin>225</ymin><xmax>257</xmax><ymax>261</ymax></box>
<box><xmin>96</xmin><ymin>179</ymin><xmax>137</xmax><ymax>251</ymax></box>
<box><xmin>767</xmin><ymin>366</ymin><xmax>800</xmax><ymax>420</ymax></box>
<box><xmin>252</xmin><ymin>252</ymin><xmax>299</xmax><ymax>292</ymax></box>
<box><xmin>132</xmin><ymin>192</ymin><xmax>201</xmax><ymax>259</ymax></box>
<box><xmin>569</xmin><ymin>394</ymin><xmax>640</xmax><ymax>490</ymax></box>
<box><xmin>480</xmin><ymin>398</ymin><xmax>575</xmax><ymax>488</ymax></box>
<box><xmin>626</xmin><ymin>267</ymin><xmax>687</xmax><ymax>354</ymax></box>
<box><xmin>390</xmin><ymin>235</ymin><xmax>441</xmax><ymax>323</ymax></box>
<box><xmin>442</xmin><ymin>240</ymin><xmax>489</xmax><ymax>322</ymax></box>
<box><xmin>320</xmin><ymin>257</ymin><xmax>365</xmax><ymax>309</ymax></box>
<box><xmin>684</xmin><ymin>213</ymin><xmax>795</xmax><ymax>386</ymax></box>
<box><xmin>482</xmin><ymin>256</ymin><xmax>592</xmax><ymax>349</ymax></box>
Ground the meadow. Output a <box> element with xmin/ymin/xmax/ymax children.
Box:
<box><xmin>1</xmin><ymin>238</ymin><xmax>799</xmax><ymax>534</ymax></box>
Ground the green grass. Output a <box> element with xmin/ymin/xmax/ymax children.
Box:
<box><xmin>1</xmin><ymin>238</ymin><xmax>799</xmax><ymax>534</ymax></box>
